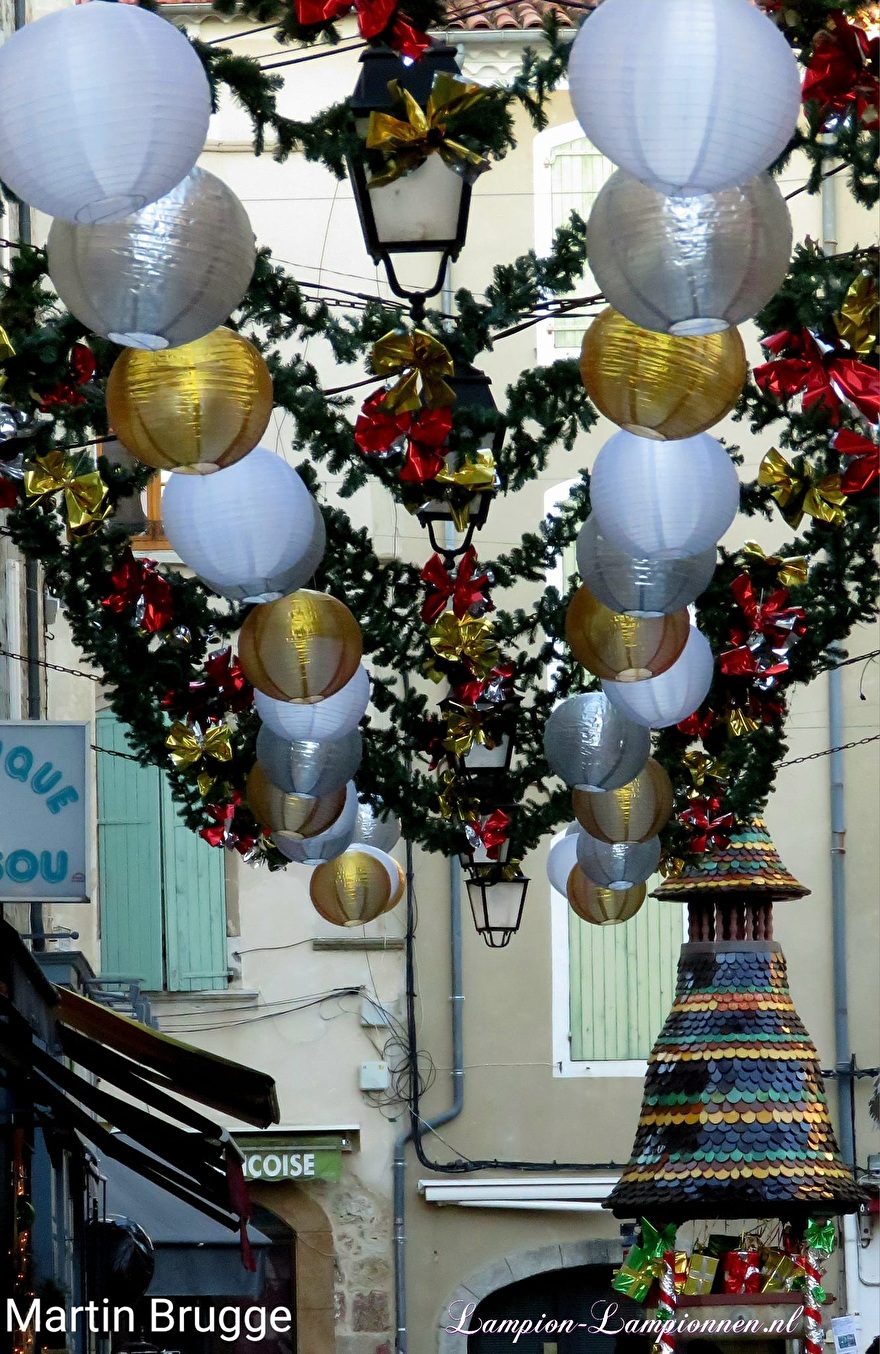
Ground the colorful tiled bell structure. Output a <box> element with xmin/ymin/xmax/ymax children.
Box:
<box><xmin>606</xmin><ymin>820</ymin><xmax>864</xmax><ymax>1221</ymax></box>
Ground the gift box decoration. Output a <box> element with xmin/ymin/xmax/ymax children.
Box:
<box><xmin>611</xmin><ymin>1246</ymin><xmax>654</xmax><ymax>1304</ymax></box>
<box><xmin>722</xmin><ymin>1248</ymin><xmax>762</xmax><ymax>1295</ymax></box>
<box><xmin>707</xmin><ymin>1232</ymin><xmax>742</xmax><ymax>1258</ymax></box>
<box><xmin>761</xmin><ymin>1249</ymin><xmax>799</xmax><ymax>1294</ymax></box>
<box><xmin>683</xmin><ymin>1251</ymin><xmax>719</xmax><ymax>1296</ymax></box>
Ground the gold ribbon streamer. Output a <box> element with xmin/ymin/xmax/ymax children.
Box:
<box><xmin>434</xmin><ymin>449</ymin><xmax>497</xmax><ymax>492</ymax></box>
<box><xmin>834</xmin><ymin>271</ymin><xmax>878</xmax><ymax>356</ymax></box>
<box><xmin>366</xmin><ymin>73</ymin><xmax>490</xmax><ymax>188</ymax></box>
<box><xmin>427</xmin><ymin>612</ymin><xmax>498</xmax><ymax>678</ymax></box>
<box><xmin>741</xmin><ymin>541</ymin><xmax>809</xmax><ymax>588</ymax></box>
<box><xmin>758</xmin><ymin>448</ymin><xmax>846</xmax><ymax>528</ymax></box>
<box><xmin>23</xmin><ymin>450</ymin><xmax>111</xmax><ymax>539</ymax></box>
<box><xmin>372</xmin><ymin>329</ymin><xmax>456</xmax><ymax>413</ymax></box>
<box><xmin>165</xmin><ymin>721</ymin><xmax>233</xmax><ymax>771</ymax></box>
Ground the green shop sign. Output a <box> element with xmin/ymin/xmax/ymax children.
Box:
<box><xmin>234</xmin><ymin>1133</ymin><xmax>345</xmax><ymax>1184</ymax></box>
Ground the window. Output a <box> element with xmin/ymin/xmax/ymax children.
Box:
<box><xmin>96</xmin><ymin>709</ymin><xmax>227</xmax><ymax>992</ymax></box>
<box><xmin>533</xmin><ymin>122</ymin><xmax>615</xmax><ymax>362</ymax></box>
<box><xmin>545</xmin><ymin>481</ymin><xmax>684</xmax><ymax>1075</ymax></box>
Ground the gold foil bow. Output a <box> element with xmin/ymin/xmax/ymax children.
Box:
<box><xmin>372</xmin><ymin>329</ymin><xmax>456</xmax><ymax>414</ymax></box>
<box><xmin>758</xmin><ymin>448</ymin><xmax>846</xmax><ymax>528</ymax></box>
<box><xmin>165</xmin><ymin>722</ymin><xmax>233</xmax><ymax>783</ymax></box>
<box><xmin>683</xmin><ymin>750</ymin><xmax>729</xmax><ymax>789</ymax></box>
<box><xmin>434</xmin><ymin>449</ymin><xmax>497</xmax><ymax>492</ymax></box>
<box><xmin>0</xmin><ymin>324</ymin><xmax>14</xmax><ymax>389</ymax></box>
<box><xmin>724</xmin><ymin>705</ymin><xmax>762</xmax><ymax>738</ymax></box>
<box><xmin>834</xmin><ymin>271</ymin><xmax>878</xmax><ymax>356</ymax></box>
<box><xmin>741</xmin><ymin>540</ymin><xmax>809</xmax><ymax>588</ymax></box>
<box><xmin>23</xmin><ymin>450</ymin><xmax>111</xmax><ymax>539</ymax></box>
<box><xmin>427</xmin><ymin>612</ymin><xmax>499</xmax><ymax>678</ymax></box>
<box><xmin>442</xmin><ymin>708</ymin><xmax>496</xmax><ymax>758</ymax></box>
<box><xmin>659</xmin><ymin>855</ymin><xmax>686</xmax><ymax>879</ymax></box>
<box><xmin>436</xmin><ymin>768</ymin><xmax>478</xmax><ymax>823</ymax></box>
<box><xmin>366</xmin><ymin>73</ymin><xmax>490</xmax><ymax>188</ymax></box>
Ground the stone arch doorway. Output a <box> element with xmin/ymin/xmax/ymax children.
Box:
<box><xmin>439</xmin><ymin>1239</ymin><xmax>627</xmax><ymax>1354</ymax></box>
<box><xmin>249</xmin><ymin>1182</ymin><xmax>336</xmax><ymax>1354</ymax></box>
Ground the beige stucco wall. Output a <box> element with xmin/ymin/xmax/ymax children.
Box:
<box><xmin>29</xmin><ymin>11</ymin><xmax>880</xmax><ymax>1354</ymax></box>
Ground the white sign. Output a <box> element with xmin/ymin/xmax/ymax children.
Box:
<box><xmin>242</xmin><ymin>1151</ymin><xmax>318</xmax><ymax>1182</ymax></box>
<box><xmin>831</xmin><ymin>1317</ymin><xmax>859</xmax><ymax>1354</ymax></box>
<box><xmin>0</xmin><ymin>722</ymin><xmax>89</xmax><ymax>903</ymax></box>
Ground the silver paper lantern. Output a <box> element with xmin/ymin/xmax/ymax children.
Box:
<box><xmin>576</xmin><ymin>832</ymin><xmax>661</xmax><ymax>890</ymax></box>
<box><xmin>576</xmin><ymin>516</ymin><xmax>716</xmax><ymax>617</ymax></box>
<box><xmin>255</xmin><ymin>725</ymin><xmax>362</xmax><ymax>798</ymax></box>
<box><xmin>351</xmin><ymin>800</ymin><xmax>402</xmax><ymax>853</ymax></box>
<box><xmin>274</xmin><ymin>782</ymin><xmax>359</xmax><ymax>865</ymax></box>
<box><xmin>543</xmin><ymin>693</ymin><xmax>650</xmax><ymax>792</ymax></box>
<box><xmin>47</xmin><ymin>168</ymin><xmax>255</xmax><ymax>350</ymax></box>
<box><xmin>586</xmin><ymin>171</ymin><xmax>792</xmax><ymax>337</ymax></box>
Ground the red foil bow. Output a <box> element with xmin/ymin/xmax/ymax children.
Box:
<box><xmin>719</xmin><ymin>574</ymin><xmax>806</xmax><ymax>690</ymax></box>
<box><xmin>355</xmin><ymin>392</ymin><xmax>452</xmax><ymax>483</ymax></box>
<box><xmin>163</xmin><ymin>647</ymin><xmax>253</xmax><ymax>723</ymax></box>
<box><xmin>200</xmin><ymin>794</ymin><xmax>257</xmax><ymax>856</ymax></box>
<box><xmin>38</xmin><ymin>343</ymin><xmax>96</xmax><ymax>410</ymax></box>
<box><xmin>293</xmin><ymin>0</ymin><xmax>429</xmax><ymax>57</ymax></box>
<box><xmin>451</xmin><ymin>663</ymin><xmax>516</xmax><ymax>709</ymax></box>
<box><xmin>465</xmin><ymin>808</ymin><xmax>510</xmax><ymax>858</ymax></box>
<box><xmin>676</xmin><ymin>708</ymin><xmax>716</xmax><ymax>740</ymax></box>
<box><xmin>420</xmin><ymin>546</ymin><xmax>493</xmax><ymax>623</ymax></box>
<box><xmin>835</xmin><ymin>428</ymin><xmax>879</xmax><ymax>494</ymax></box>
<box><xmin>802</xmin><ymin>11</ymin><xmax>879</xmax><ymax>132</ymax></box>
<box><xmin>100</xmin><ymin>548</ymin><xmax>173</xmax><ymax>634</ymax></box>
<box><xmin>680</xmin><ymin>797</ymin><xmax>735</xmax><ymax>854</ymax></box>
<box><xmin>754</xmin><ymin>327</ymin><xmax>880</xmax><ymax>423</ymax></box>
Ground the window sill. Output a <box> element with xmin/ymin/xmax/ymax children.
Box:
<box><xmin>146</xmin><ymin>988</ymin><xmax>260</xmax><ymax>1022</ymax></box>
<box><xmin>554</xmin><ymin>1058</ymin><xmax>648</xmax><ymax>1079</ymax></box>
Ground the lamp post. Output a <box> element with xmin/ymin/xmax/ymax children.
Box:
<box><xmin>464</xmin><ymin>866</ymin><xmax>529</xmax><ymax>949</ymax></box>
<box><xmin>347</xmin><ymin>44</ymin><xmax>476</xmax><ymax>321</ymax></box>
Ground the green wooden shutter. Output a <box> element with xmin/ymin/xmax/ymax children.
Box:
<box><xmin>549</xmin><ymin>136</ymin><xmax>614</xmax><ymax>350</ymax></box>
<box><xmin>160</xmin><ymin>777</ymin><xmax>227</xmax><ymax>992</ymax></box>
<box><xmin>96</xmin><ymin>709</ymin><xmax>164</xmax><ymax>990</ymax></box>
<box><xmin>569</xmin><ymin>894</ymin><xmax>683</xmax><ymax>1061</ymax></box>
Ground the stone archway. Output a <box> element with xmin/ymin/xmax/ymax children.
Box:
<box><xmin>249</xmin><ymin>1181</ymin><xmax>336</xmax><ymax>1354</ymax></box>
<box><xmin>437</xmin><ymin>1237</ymin><xmax>624</xmax><ymax>1353</ymax></box>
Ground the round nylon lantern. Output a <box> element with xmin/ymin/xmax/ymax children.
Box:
<box><xmin>0</xmin><ymin>4</ymin><xmax>211</xmax><ymax>224</ymax></box>
<box><xmin>576</xmin><ymin>516</ymin><xmax>716</xmax><ymax>618</ymax></box>
<box><xmin>255</xmin><ymin>725</ymin><xmax>362</xmax><ymax>798</ymax></box>
<box><xmin>573</xmin><ymin>759</ymin><xmax>673</xmax><ymax>843</ymax></box>
<box><xmin>589</xmin><ymin>431</ymin><xmax>740</xmax><ymax>560</ymax></box>
<box><xmin>274</xmin><ymin>784</ymin><xmax>359</xmax><ymax>864</ymax></box>
<box><xmin>579</xmin><ymin>308</ymin><xmax>747</xmax><ymax>440</ymax></box>
<box><xmin>576</xmin><ymin>832</ymin><xmax>661</xmax><ymax>890</ymax></box>
<box><xmin>547</xmin><ymin>828</ymin><xmax>582</xmax><ymax>895</ymax></box>
<box><xmin>602</xmin><ymin>625</ymin><xmax>714</xmax><ymax>728</ymax></box>
<box><xmin>586</xmin><ymin>171</ymin><xmax>793</xmax><ymax>337</ymax></box>
<box><xmin>353</xmin><ymin>843</ymin><xmax>405</xmax><ymax>910</ymax></box>
<box><xmin>238</xmin><ymin>590</ymin><xmax>363</xmax><ymax>704</ymax></box>
<box><xmin>567</xmin><ymin>0</ymin><xmax>801</xmax><ymax>196</ymax></box>
<box><xmin>47</xmin><ymin>169</ymin><xmax>256</xmax><ymax>351</ymax></box>
<box><xmin>565</xmin><ymin>586</ymin><xmax>689</xmax><ymax>682</ymax></box>
<box><xmin>543</xmin><ymin>692</ymin><xmax>650</xmax><ymax>791</ymax></box>
<box><xmin>254</xmin><ymin>666</ymin><xmax>370</xmax><ymax>742</ymax></box>
<box><xmin>161</xmin><ymin>448</ymin><xmax>326</xmax><ymax>603</ymax></box>
<box><xmin>246</xmin><ymin>763</ymin><xmax>349</xmax><ymax>841</ymax></box>
<box><xmin>567</xmin><ymin>869</ymin><xmax>647</xmax><ymax>925</ymax></box>
<box><xmin>106</xmin><ymin>328</ymin><xmax>273</xmax><ymax>475</ymax></box>
<box><xmin>351</xmin><ymin>801</ymin><xmax>401</xmax><ymax>853</ymax></box>
<box><xmin>309</xmin><ymin>850</ymin><xmax>393</xmax><ymax>928</ymax></box>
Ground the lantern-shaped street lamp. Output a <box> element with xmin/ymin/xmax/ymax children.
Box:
<box><xmin>348</xmin><ymin>44</ymin><xmax>475</xmax><ymax>316</ymax></box>
<box><xmin>417</xmin><ymin>364</ymin><xmax>505</xmax><ymax>555</ymax></box>
<box><xmin>465</xmin><ymin>865</ymin><xmax>528</xmax><ymax>949</ymax></box>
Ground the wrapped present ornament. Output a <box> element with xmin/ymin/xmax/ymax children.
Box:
<box><xmin>722</xmin><ymin>1248</ymin><xmax>762</xmax><ymax>1295</ymax></box>
<box><xmin>760</xmin><ymin>1248</ymin><xmax>800</xmax><ymax>1294</ymax></box>
<box><xmin>611</xmin><ymin>1219</ymin><xmax>677</xmax><ymax>1304</ymax></box>
<box><xmin>683</xmin><ymin>1251</ymin><xmax>719</xmax><ymax>1296</ymax></box>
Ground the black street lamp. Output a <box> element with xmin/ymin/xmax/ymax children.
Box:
<box><xmin>464</xmin><ymin>866</ymin><xmax>529</xmax><ymax>949</ymax></box>
<box><xmin>347</xmin><ymin>44</ymin><xmax>475</xmax><ymax>318</ymax></box>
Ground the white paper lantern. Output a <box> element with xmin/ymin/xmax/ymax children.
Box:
<box><xmin>576</xmin><ymin>832</ymin><xmax>661</xmax><ymax>890</ymax></box>
<box><xmin>587</xmin><ymin>172</ymin><xmax>793</xmax><ymax>337</ymax></box>
<box><xmin>0</xmin><ymin>5</ymin><xmax>211</xmax><ymax>224</ymax></box>
<box><xmin>255</xmin><ymin>666</ymin><xmax>371</xmax><ymax>742</ymax></box>
<box><xmin>161</xmin><ymin>448</ymin><xmax>326</xmax><ymax>603</ymax></box>
<box><xmin>47</xmin><ymin>169</ymin><xmax>256</xmax><ymax>351</ymax></box>
<box><xmin>567</xmin><ymin>0</ymin><xmax>801</xmax><ymax>196</ymax></box>
<box><xmin>352</xmin><ymin>801</ymin><xmax>401</xmax><ymax>853</ymax></box>
<box><xmin>255</xmin><ymin>725</ymin><xmax>362</xmax><ymax>798</ymax></box>
<box><xmin>547</xmin><ymin>829</ymin><xmax>582</xmax><ymax>895</ymax></box>
<box><xmin>273</xmin><ymin>782</ymin><xmax>359</xmax><ymax>865</ymax></box>
<box><xmin>590</xmin><ymin>431</ymin><xmax>740</xmax><ymax>560</ymax></box>
<box><xmin>543</xmin><ymin>693</ymin><xmax>650</xmax><ymax>791</ymax></box>
<box><xmin>603</xmin><ymin>626</ymin><xmax>714</xmax><ymax>728</ymax></box>
<box><xmin>576</xmin><ymin>516</ymin><xmax>716</xmax><ymax>617</ymax></box>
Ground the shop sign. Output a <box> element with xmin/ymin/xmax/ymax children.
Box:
<box><xmin>236</xmin><ymin>1136</ymin><xmax>343</xmax><ymax>1183</ymax></box>
<box><xmin>0</xmin><ymin>722</ymin><xmax>88</xmax><ymax>903</ymax></box>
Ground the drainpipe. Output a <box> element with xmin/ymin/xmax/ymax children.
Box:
<box><xmin>821</xmin><ymin>165</ymin><xmax>860</xmax><ymax>1328</ymax></box>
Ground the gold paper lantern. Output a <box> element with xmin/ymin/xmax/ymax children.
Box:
<box><xmin>106</xmin><ymin>327</ymin><xmax>273</xmax><ymax>473</ymax></box>
<box><xmin>566</xmin><ymin>867</ymin><xmax>647</xmax><ymax>925</ymax></box>
<box><xmin>310</xmin><ymin>850</ymin><xmax>393</xmax><ymax>927</ymax></box>
<box><xmin>579</xmin><ymin>307</ymin><xmax>747</xmax><ymax>440</ymax></box>
<box><xmin>566</xmin><ymin>586</ymin><xmax>689</xmax><ymax>681</ymax></box>
<box><xmin>238</xmin><ymin>589</ymin><xmax>363</xmax><ymax>703</ymax></box>
<box><xmin>573</xmin><ymin>758</ymin><xmax>673</xmax><ymax>843</ymax></box>
<box><xmin>385</xmin><ymin>858</ymin><xmax>406</xmax><ymax>912</ymax></box>
<box><xmin>247</xmin><ymin>763</ymin><xmax>347</xmax><ymax>839</ymax></box>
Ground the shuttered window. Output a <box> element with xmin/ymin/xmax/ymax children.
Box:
<box><xmin>96</xmin><ymin>710</ymin><xmax>227</xmax><ymax>992</ymax></box>
<box><xmin>548</xmin><ymin>135</ymin><xmax>614</xmax><ymax>350</ymax></box>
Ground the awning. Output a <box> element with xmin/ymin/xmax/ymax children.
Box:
<box><xmin>96</xmin><ymin>1149</ymin><xmax>273</xmax><ymax>1298</ymax></box>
